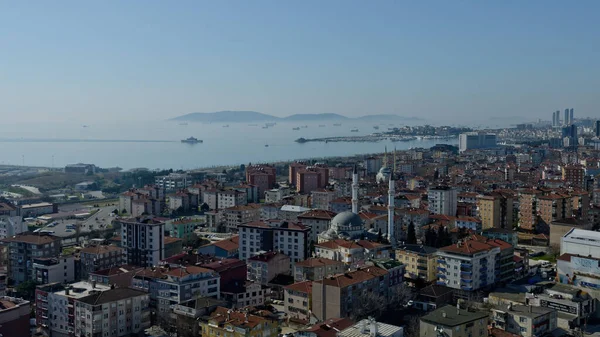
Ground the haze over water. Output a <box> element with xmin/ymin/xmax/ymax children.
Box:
<box><xmin>0</xmin><ymin>121</ymin><xmax>458</xmax><ymax>170</ymax></box>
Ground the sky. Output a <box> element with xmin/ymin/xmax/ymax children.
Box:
<box><xmin>1</xmin><ymin>1</ymin><xmax>599</xmax><ymax>123</ymax></box>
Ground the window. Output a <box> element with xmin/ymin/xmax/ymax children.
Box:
<box><xmin>519</xmin><ymin>317</ymin><xmax>527</xmax><ymax>323</ymax></box>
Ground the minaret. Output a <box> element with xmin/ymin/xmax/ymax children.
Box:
<box><xmin>387</xmin><ymin>166</ymin><xmax>396</xmax><ymax>247</ymax></box>
<box><xmin>352</xmin><ymin>164</ymin><xmax>359</xmax><ymax>214</ymax></box>
<box><xmin>393</xmin><ymin>147</ymin><xmax>397</xmax><ymax>174</ymax></box>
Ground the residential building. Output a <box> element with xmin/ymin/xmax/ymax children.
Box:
<box><xmin>413</xmin><ymin>284</ymin><xmax>454</xmax><ymax>312</ymax></box>
<box><xmin>222</xmin><ymin>204</ymin><xmax>262</xmax><ymax>232</ymax></box>
<box><xmin>165</xmin><ymin>236</ymin><xmax>184</xmax><ymax>259</ymax></box>
<box><xmin>330</xmin><ymin>197</ymin><xmax>353</xmax><ymax>214</ymax></box>
<box><xmin>119</xmin><ymin>185</ymin><xmax>165</xmax><ymax>216</ymax></box>
<box><xmin>79</xmin><ymin>244</ymin><xmax>125</xmax><ymax>279</ymax></box>
<box><xmin>436</xmin><ymin>237</ymin><xmax>501</xmax><ymax>294</ymax></box>
<box><xmin>170</xmin><ymin>297</ymin><xmax>226</xmax><ymax>337</ymax></box>
<box><xmin>88</xmin><ymin>265</ymin><xmax>144</xmax><ymax>288</ymax></box>
<box><xmin>338</xmin><ymin>319</ymin><xmax>404</xmax><ymax>337</ymax></box>
<box><xmin>290</xmin><ymin>161</ymin><xmax>308</xmax><ymax>186</ymax></box>
<box><xmin>294</xmin><ymin>257</ymin><xmax>346</xmax><ymax>282</ymax></box>
<box><xmin>477</xmin><ymin>192</ymin><xmax>514</xmax><ymax>229</ymax></box>
<box><xmin>395</xmin><ymin>244</ymin><xmax>438</xmax><ymax>283</ymax></box>
<box><xmin>428</xmin><ymin>186</ymin><xmax>457</xmax><ymax>216</ymax></box>
<box><xmin>32</xmin><ymin>255</ymin><xmax>76</xmax><ymax>284</ymax></box>
<box><xmin>562</xmin><ymin>165</ymin><xmax>586</xmax><ymax>189</ymax></box>
<box><xmin>265</xmin><ymin>187</ymin><xmax>291</xmax><ymax>203</ymax></box>
<box><xmin>36</xmin><ymin>281</ymin><xmax>111</xmax><ymax>337</ymax></box>
<box><xmin>118</xmin><ymin>217</ymin><xmax>165</xmax><ymax>267</ymax></box>
<box><xmin>168</xmin><ymin>190</ymin><xmax>197</xmax><ymax>212</ymax></box>
<box><xmin>297</xmin><ymin>318</ymin><xmax>355</xmax><ymax>337</ymax></box>
<box><xmin>311</xmin><ymin>189</ymin><xmax>337</xmax><ymax>211</ymax></box>
<box><xmin>154</xmin><ymin>173</ymin><xmax>192</xmax><ymax>191</ymax></box>
<box><xmin>284</xmin><ymin>281</ymin><xmax>312</xmax><ymax>322</ymax></box>
<box><xmin>455</xmin><ymin>216</ymin><xmax>482</xmax><ymax>232</ymax></box>
<box><xmin>200</xmin><ymin>307</ymin><xmax>279</xmax><ymax>337</ymax></box>
<box><xmin>315</xmin><ymin>239</ymin><xmax>392</xmax><ymax>264</ymax></box>
<box><xmin>220</xmin><ymin>281</ymin><xmax>268</xmax><ymax>309</ymax></box>
<box><xmin>248</xmin><ymin>251</ymin><xmax>290</xmax><ymax>285</ymax></box>
<box><xmin>297</xmin><ymin>209</ymin><xmax>337</xmax><ymax>244</ymax></box>
<box><xmin>131</xmin><ymin>265</ymin><xmax>220</xmax><ymax>315</ymax></box>
<box><xmin>482</xmin><ymin>228</ymin><xmax>518</xmax><ymax>247</ymax></box>
<box><xmin>311</xmin><ymin>266</ymin><xmax>392</xmax><ymax>320</ymax></box>
<box><xmin>200</xmin><ymin>258</ymin><xmax>247</xmax><ymax>288</ymax></box>
<box><xmin>518</xmin><ymin>189</ymin><xmax>543</xmax><ymax>232</ymax></box>
<box><xmin>531</xmin><ymin>282</ymin><xmax>595</xmax><ymax>330</ymax></box>
<box><xmin>165</xmin><ymin>217</ymin><xmax>201</xmax><ymax>244</ymax></box>
<box><xmin>64</xmin><ymin>163</ymin><xmax>96</xmax><ymax>174</ymax></box>
<box><xmin>279</xmin><ymin>205</ymin><xmax>312</xmax><ymax>221</ymax></box>
<box><xmin>1</xmin><ymin>232</ymin><xmax>62</xmax><ymax>284</ymax></box>
<box><xmin>197</xmin><ymin>236</ymin><xmax>239</xmax><ymax>258</ymax></box>
<box><xmin>458</xmin><ymin>132</ymin><xmax>497</xmax><ymax>152</ymax></box>
<box><xmin>420</xmin><ymin>304</ymin><xmax>489</xmax><ymax>337</ymax></box>
<box><xmin>246</xmin><ymin>164</ymin><xmax>276</xmax><ymax>197</ymax></box>
<box><xmin>492</xmin><ymin>304</ymin><xmax>557</xmax><ymax>337</ymax></box>
<box><xmin>0</xmin><ymin>296</ymin><xmax>30</xmax><ymax>337</ymax></box>
<box><xmin>74</xmin><ymin>288</ymin><xmax>151</xmax><ymax>337</ymax></box>
<box><xmin>218</xmin><ymin>190</ymin><xmax>248</xmax><ymax>208</ymax></box>
<box><xmin>0</xmin><ymin>203</ymin><xmax>25</xmax><ymax>239</ymax></box>
<box><xmin>238</xmin><ymin>220</ymin><xmax>310</xmax><ymax>264</ymax></box>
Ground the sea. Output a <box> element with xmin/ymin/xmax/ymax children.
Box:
<box><xmin>0</xmin><ymin>121</ymin><xmax>458</xmax><ymax>170</ymax></box>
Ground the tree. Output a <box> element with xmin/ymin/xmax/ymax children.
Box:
<box><xmin>407</xmin><ymin>221</ymin><xmax>417</xmax><ymax>244</ymax></box>
<box><xmin>16</xmin><ymin>280</ymin><xmax>40</xmax><ymax>300</ymax></box>
<box><xmin>425</xmin><ymin>227</ymin><xmax>437</xmax><ymax>247</ymax></box>
<box><xmin>377</xmin><ymin>229</ymin><xmax>383</xmax><ymax>243</ymax></box>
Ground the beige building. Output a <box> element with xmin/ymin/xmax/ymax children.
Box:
<box><xmin>222</xmin><ymin>204</ymin><xmax>261</xmax><ymax>231</ymax></box>
<box><xmin>247</xmin><ymin>251</ymin><xmax>290</xmax><ymax>285</ymax></box>
<box><xmin>297</xmin><ymin>209</ymin><xmax>337</xmax><ymax>244</ymax></box>
<box><xmin>311</xmin><ymin>189</ymin><xmax>337</xmax><ymax>210</ymax></box>
<box><xmin>284</xmin><ymin>280</ymin><xmax>312</xmax><ymax>322</ymax></box>
<box><xmin>294</xmin><ymin>257</ymin><xmax>345</xmax><ymax>282</ymax></box>
<box><xmin>491</xmin><ymin>304</ymin><xmax>557</xmax><ymax>337</ymax></box>
<box><xmin>477</xmin><ymin>192</ymin><xmax>514</xmax><ymax>229</ymax></box>
<box><xmin>395</xmin><ymin>244</ymin><xmax>438</xmax><ymax>283</ymax></box>
<box><xmin>420</xmin><ymin>304</ymin><xmax>488</xmax><ymax>337</ymax></box>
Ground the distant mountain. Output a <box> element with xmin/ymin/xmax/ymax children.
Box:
<box><xmin>170</xmin><ymin>111</ymin><xmax>276</xmax><ymax>123</ymax></box>
<box><xmin>170</xmin><ymin>111</ymin><xmax>422</xmax><ymax>123</ymax></box>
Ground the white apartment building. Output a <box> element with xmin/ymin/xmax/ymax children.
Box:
<box><xmin>222</xmin><ymin>204</ymin><xmax>262</xmax><ymax>232</ymax></box>
<box><xmin>238</xmin><ymin>220</ymin><xmax>310</xmax><ymax>265</ymax></box>
<box><xmin>32</xmin><ymin>255</ymin><xmax>76</xmax><ymax>284</ymax></box>
<box><xmin>297</xmin><ymin>209</ymin><xmax>337</xmax><ymax>243</ymax></box>
<box><xmin>436</xmin><ymin>240</ymin><xmax>499</xmax><ymax>293</ymax></box>
<box><xmin>119</xmin><ymin>217</ymin><xmax>165</xmax><ymax>267</ymax></box>
<box><xmin>47</xmin><ymin>281</ymin><xmax>111</xmax><ymax>337</ymax></box>
<box><xmin>217</xmin><ymin>190</ymin><xmax>247</xmax><ymax>208</ymax></box>
<box><xmin>428</xmin><ymin>186</ymin><xmax>458</xmax><ymax>216</ymax></box>
<box><xmin>561</xmin><ymin>228</ymin><xmax>600</xmax><ymax>258</ymax></box>
<box><xmin>0</xmin><ymin>215</ymin><xmax>25</xmax><ymax>239</ymax></box>
<box><xmin>74</xmin><ymin>288</ymin><xmax>151</xmax><ymax>337</ymax></box>
<box><xmin>459</xmin><ymin>132</ymin><xmax>497</xmax><ymax>152</ymax></box>
<box><xmin>310</xmin><ymin>189</ymin><xmax>337</xmax><ymax>210</ymax></box>
<box><xmin>265</xmin><ymin>187</ymin><xmax>291</xmax><ymax>203</ymax></box>
<box><xmin>154</xmin><ymin>173</ymin><xmax>191</xmax><ymax>191</ymax></box>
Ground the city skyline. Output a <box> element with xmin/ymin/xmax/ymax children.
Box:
<box><xmin>1</xmin><ymin>1</ymin><xmax>600</xmax><ymax>123</ymax></box>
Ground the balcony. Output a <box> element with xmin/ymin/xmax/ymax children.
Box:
<box><xmin>436</xmin><ymin>281</ymin><xmax>447</xmax><ymax>286</ymax></box>
<box><xmin>461</xmin><ymin>262</ymin><xmax>472</xmax><ymax>268</ymax></box>
<box><xmin>479</xmin><ymin>266</ymin><xmax>487</xmax><ymax>272</ymax></box>
<box><xmin>437</xmin><ymin>274</ymin><xmax>447</xmax><ymax>279</ymax></box>
<box><xmin>461</xmin><ymin>278</ymin><xmax>472</xmax><ymax>283</ymax></box>
<box><xmin>460</xmin><ymin>270</ymin><xmax>472</xmax><ymax>276</ymax></box>
<box><xmin>437</xmin><ymin>266</ymin><xmax>446</xmax><ymax>272</ymax></box>
<box><xmin>461</xmin><ymin>286</ymin><xmax>473</xmax><ymax>290</ymax></box>
<box><xmin>437</xmin><ymin>259</ymin><xmax>446</xmax><ymax>264</ymax></box>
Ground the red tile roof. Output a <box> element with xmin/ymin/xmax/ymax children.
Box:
<box><xmin>285</xmin><ymin>281</ymin><xmax>313</xmax><ymax>294</ymax></box>
<box><xmin>316</xmin><ymin>267</ymin><xmax>387</xmax><ymax>288</ymax></box>
<box><xmin>295</xmin><ymin>257</ymin><xmax>343</xmax><ymax>268</ymax></box>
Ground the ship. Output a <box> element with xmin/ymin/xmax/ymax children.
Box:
<box><xmin>350</xmin><ymin>128</ymin><xmax>359</xmax><ymax>132</ymax></box>
<box><xmin>373</xmin><ymin>126</ymin><xmax>379</xmax><ymax>130</ymax></box>
<box><xmin>292</xmin><ymin>127</ymin><xmax>300</xmax><ymax>130</ymax></box>
<box><xmin>178</xmin><ymin>122</ymin><xmax>188</xmax><ymax>126</ymax></box>
<box><xmin>222</xmin><ymin>125</ymin><xmax>229</xmax><ymax>128</ymax></box>
<box><xmin>333</xmin><ymin>123</ymin><xmax>342</xmax><ymax>126</ymax></box>
<box><xmin>181</xmin><ymin>137</ymin><xmax>203</xmax><ymax>144</ymax></box>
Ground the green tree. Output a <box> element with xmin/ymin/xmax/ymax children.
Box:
<box><xmin>407</xmin><ymin>221</ymin><xmax>417</xmax><ymax>244</ymax></box>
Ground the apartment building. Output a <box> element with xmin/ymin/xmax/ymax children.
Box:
<box><xmin>420</xmin><ymin>305</ymin><xmax>488</xmax><ymax>337</ymax></box>
<box><xmin>238</xmin><ymin>220</ymin><xmax>310</xmax><ymax>264</ymax></box>
<box><xmin>36</xmin><ymin>281</ymin><xmax>111</xmax><ymax>337</ymax></box>
<box><xmin>32</xmin><ymin>255</ymin><xmax>76</xmax><ymax>284</ymax></box>
<box><xmin>265</xmin><ymin>187</ymin><xmax>291</xmax><ymax>203</ymax></box>
<box><xmin>119</xmin><ymin>185</ymin><xmax>165</xmax><ymax>216</ymax></box>
<box><xmin>154</xmin><ymin>173</ymin><xmax>192</xmax><ymax>191</ymax></box>
<box><xmin>247</xmin><ymin>251</ymin><xmax>290</xmax><ymax>285</ymax></box>
<box><xmin>311</xmin><ymin>266</ymin><xmax>392</xmax><ymax>321</ymax></box>
<box><xmin>477</xmin><ymin>192</ymin><xmax>514</xmax><ymax>229</ymax></box>
<box><xmin>428</xmin><ymin>186</ymin><xmax>458</xmax><ymax>216</ymax></box>
<box><xmin>0</xmin><ymin>203</ymin><xmax>25</xmax><ymax>239</ymax></box>
<box><xmin>518</xmin><ymin>189</ymin><xmax>543</xmax><ymax>231</ymax></box>
<box><xmin>222</xmin><ymin>204</ymin><xmax>262</xmax><ymax>232</ymax></box>
<box><xmin>395</xmin><ymin>244</ymin><xmax>438</xmax><ymax>283</ymax></box>
<box><xmin>315</xmin><ymin>239</ymin><xmax>392</xmax><ymax>264</ymax></box>
<box><xmin>233</xmin><ymin>184</ymin><xmax>259</xmax><ymax>203</ymax></box>
<box><xmin>165</xmin><ymin>217</ymin><xmax>202</xmax><ymax>244</ymax></box>
<box><xmin>200</xmin><ymin>306</ymin><xmax>279</xmax><ymax>337</ymax></box>
<box><xmin>79</xmin><ymin>245</ymin><xmax>125</xmax><ymax>279</ymax></box>
<box><xmin>88</xmin><ymin>265</ymin><xmax>144</xmax><ymax>288</ymax></box>
<box><xmin>482</xmin><ymin>228</ymin><xmax>518</xmax><ymax>247</ymax></box>
<box><xmin>168</xmin><ymin>190</ymin><xmax>197</xmax><ymax>212</ymax></box>
<box><xmin>562</xmin><ymin>164</ymin><xmax>586</xmax><ymax>189</ymax></box>
<box><xmin>1</xmin><ymin>232</ymin><xmax>62</xmax><ymax>283</ymax></box>
<box><xmin>0</xmin><ymin>296</ymin><xmax>30</xmax><ymax>337</ymax></box>
<box><xmin>297</xmin><ymin>209</ymin><xmax>337</xmax><ymax>244</ymax></box>
<box><xmin>311</xmin><ymin>189</ymin><xmax>337</xmax><ymax>210</ymax></box>
<box><xmin>217</xmin><ymin>190</ymin><xmax>247</xmax><ymax>208</ymax></box>
<box><xmin>491</xmin><ymin>304</ymin><xmax>557</xmax><ymax>337</ymax></box>
<box><xmin>220</xmin><ymin>280</ymin><xmax>268</xmax><ymax>309</ymax></box>
<box><xmin>131</xmin><ymin>265</ymin><xmax>220</xmax><ymax>315</ymax></box>
<box><xmin>436</xmin><ymin>237</ymin><xmax>507</xmax><ymax>296</ymax></box>
<box><xmin>74</xmin><ymin>288</ymin><xmax>151</xmax><ymax>337</ymax></box>
<box><xmin>246</xmin><ymin>164</ymin><xmax>276</xmax><ymax>197</ymax></box>
<box><xmin>284</xmin><ymin>280</ymin><xmax>312</xmax><ymax>322</ymax></box>
<box><xmin>118</xmin><ymin>217</ymin><xmax>165</xmax><ymax>267</ymax></box>
<box><xmin>294</xmin><ymin>257</ymin><xmax>345</xmax><ymax>282</ymax></box>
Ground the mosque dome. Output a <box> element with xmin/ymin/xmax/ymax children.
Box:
<box><xmin>331</xmin><ymin>211</ymin><xmax>363</xmax><ymax>230</ymax></box>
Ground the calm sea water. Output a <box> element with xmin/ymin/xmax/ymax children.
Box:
<box><xmin>0</xmin><ymin>121</ymin><xmax>457</xmax><ymax>170</ymax></box>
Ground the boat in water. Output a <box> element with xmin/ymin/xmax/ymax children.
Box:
<box><xmin>373</xmin><ymin>126</ymin><xmax>379</xmax><ymax>130</ymax></box>
<box><xmin>318</xmin><ymin>125</ymin><xmax>326</xmax><ymax>127</ymax></box>
<box><xmin>222</xmin><ymin>125</ymin><xmax>229</xmax><ymax>128</ymax></box>
<box><xmin>350</xmin><ymin>128</ymin><xmax>359</xmax><ymax>132</ymax></box>
<box><xmin>264</xmin><ymin>144</ymin><xmax>269</xmax><ymax>147</ymax></box>
<box><xmin>292</xmin><ymin>127</ymin><xmax>300</xmax><ymax>130</ymax></box>
<box><xmin>178</xmin><ymin>122</ymin><xmax>188</xmax><ymax>126</ymax></box>
<box><xmin>333</xmin><ymin>123</ymin><xmax>342</xmax><ymax>126</ymax></box>
<box><xmin>181</xmin><ymin>137</ymin><xmax>203</xmax><ymax>144</ymax></box>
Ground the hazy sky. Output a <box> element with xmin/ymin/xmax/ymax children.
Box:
<box><xmin>1</xmin><ymin>1</ymin><xmax>599</xmax><ymax>123</ymax></box>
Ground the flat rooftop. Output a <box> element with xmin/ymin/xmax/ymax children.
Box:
<box><xmin>421</xmin><ymin>305</ymin><xmax>489</xmax><ymax>328</ymax></box>
<box><xmin>54</xmin><ymin>281</ymin><xmax>111</xmax><ymax>299</ymax></box>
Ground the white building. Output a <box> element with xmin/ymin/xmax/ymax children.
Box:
<box><xmin>0</xmin><ymin>215</ymin><xmax>25</xmax><ymax>239</ymax></box>
<box><xmin>154</xmin><ymin>173</ymin><xmax>191</xmax><ymax>191</ymax></box>
<box><xmin>74</xmin><ymin>288</ymin><xmax>151</xmax><ymax>337</ymax></box>
<box><xmin>279</xmin><ymin>205</ymin><xmax>312</xmax><ymax>221</ymax></box>
<box><xmin>436</xmin><ymin>240</ymin><xmax>500</xmax><ymax>293</ymax></box>
<box><xmin>265</xmin><ymin>187</ymin><xmax>291</xmax><ymax>203</ymax></box>
<box><xmin>297</xmin><ymin>209</ymin><xmax>337</xmax><ymax>244</ymax></box>
<box><xmin>217</xmin><ymin>190</ymin><xmax>247</xmax><ymax>208</ymax></box>
<box><xmin>428</xmin><ymin>186</ymin><xmax>457</xmax><ymax>216</ymax></box>
<box><xmin>458</xmin><ymin>132</ymin><xmax>497</xmax><ymax>152</ymax></box>
<box><xmin>238</xmin><ymin>220</ymin><xmax>310</xmax><ymax>265</ymax></box>
<box><xmin>561</xmin><ymin>228</ymin><xmax>600</xmax><ymax>258</ymax></box>
<box><xmin>119</xmin><ymin>217</ymin><xmax>165</xmax><ymax>267</ymax></box>
<box><xmin>339</xmin><ymin>318</ymin><xmax>404</xmax><ymax>337</ymax></box>
<box><xmin>32</xmin><ymin>255</ymin><xmax>76</xmax><ymax>284</ymax></box>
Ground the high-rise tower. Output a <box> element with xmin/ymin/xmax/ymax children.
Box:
<box><xmin>564</xmin><ymin>108</ymin><xmax>570</xmax><ymax>126</ymax></box>
<box><xmin>570</xmin><ymin>108</ymin><xmax>574</xmax><ymax>125</ymax></box>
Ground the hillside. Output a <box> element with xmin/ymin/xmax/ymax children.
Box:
<box><xmin>170</xmin><ymin>111</ymin><xmax>422</xmax><ymax>123</ymax></box>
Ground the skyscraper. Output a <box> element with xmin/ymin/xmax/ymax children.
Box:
<box><xmin>564</xmin><ymin>108</ymin><xmax>570</xmax><ymax>126</ymax></box>
<box><xmin>552</xmin><ymin>111</ymin><xmax>556</xmax><ymax>127</ymax></box>
<box><xmin>595</xmin><ymin>120</ymin><xmax>600</xmax><ymax>138</ymax></box>
<box><xmin>570</xmin><ymin>108</ymin><xmax>574</xmax><ymax>124</ymax></box>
